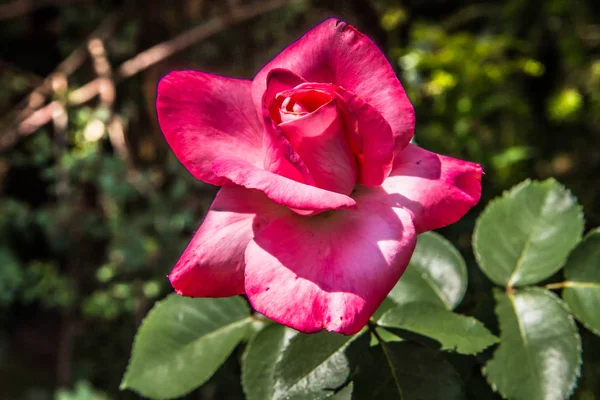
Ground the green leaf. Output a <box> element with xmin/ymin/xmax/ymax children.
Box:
<box><xmin>484</xmin><ymin>288</ymin><xmax>581</xmax><ymax>400</ymax></box>
<box><xmin>562</xmin><ymin>228</ymin><xmax>600</xmax><ymax>335</ymax></box>
<box><xmin>369</xmin><ymin>327</ymin><xmax>404</xmax><ymax>346</ymax></box>
<box><xmin>272</xmin><ymin>330</ymin><xmax>360</xmax><ymax>400</ymax></box>
<box><xmin>242</xmin><ymin>324</ymin><xmax>297</xmax><ymax>400</ymax></box>
<box><xmin>121</xmin><ymin>295</ymin><xmax>251</xmax><ymax>399</ymax></box>
<box><xmin>349</xmin><ymin>335</ymin><xmax>465</xmax><ymax>400</ymax></box>
<box><xmin>388</xmin><ymin>232</ymin><xmax>468</xmax><ymax>310</ymax></box>
<box><xmin>378</xmin><ymin>303</ymin><xmax>498</xmax><ymax>355</ymax></box>
<box><xmin>330</xmin><ymin>383</ymin><xmax>353</xmax><ymax>400</ymax></box>
<box><xmin>474</xmin><ymin>179</ymin><xmax>583</xmax><ymax>287</ymax></box>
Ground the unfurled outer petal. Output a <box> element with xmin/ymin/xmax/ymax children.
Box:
<box><xmin>382</xmin><ymin>144</ymin><xmax>483</xmax><ymax>233</ymax></box>
<box><xmin>252</xmin><ymin>18</ymin><xmax>415</xmax><ymax>153</ymax></box>
<box><xmin>212</xmin><ymin>157</ymin><xmax>356</xmax><ymax>213</ymax></box>
<box><xmin>244</xmin><ymin>190</ymin><xmax>417</xmax><ymax>335</ymax></box>
<box><xmin>157</xmin><ymin>70</ymin><xmax>264</xmax><ymax>185</ymax></box>
<box><xmin>169</xmin><ymin>186</ymin><xmax>286</xmax><ymax>297</ymax></box>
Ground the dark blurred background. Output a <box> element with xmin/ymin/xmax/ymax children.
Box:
<box><xmin>0</xmin><ymin>0</ymin><xmax>599</xmax><ymax>399</ymax></box>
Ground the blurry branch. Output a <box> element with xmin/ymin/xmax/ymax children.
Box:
<box><xmin>87</xmin><ymin>36</ymin><xmax>130</xmax><ymax>161</ymax></box>
<box><xmin>0</xmin><ymin>0</ymin><xmax>93</xmax><ymax>21</ymax></box>
<box><xmin>0</xmin><ymin>13</ymin><xmax>119</xmax><ymax>151</ymax></box>
<box><xmin>117</xmin><ymin>0</ymin><xmax>304</xmax><ymax>79</ymax></box>
<box><xmin>88</xmin><ymin>38</ymin><xmax>115</xmax><ymax>105</ymax></box>
<box><xmin>18</xmin><ymin>13</ymin><xmax>118</xmax><ymax>111</ymax></box>
<box><xmin>1</xmin><ymin>0</ymin><xmax>304</xmax><ymax>150</ymax></box>
<box><xmin>18</xmin><ymin>100</ymin><xmax>64</xmax><ymax>135</ymax></box>
<box><xmin>67</xmin><ymin>77</ymin><xmax>112</xmax><ymax>105</ymax></box>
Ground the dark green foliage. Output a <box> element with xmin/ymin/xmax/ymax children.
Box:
<box><xmin>348</xmin><ymin>334</ymin><xmax>466</xmax><ymax>400</ymax></box>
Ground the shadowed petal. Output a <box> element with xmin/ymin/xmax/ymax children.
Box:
<box><xmin>244</xmin><ymin>190</ymin><xmax>416</xmax><ymax>335</ymax></box>
<box><xmin>382</xmin><ymin>144</ymin><xmax>483</xmax><ymax>233</ymax></box>
<box><xmin>157</xmin><ymin>70</ymin><xmax>263</xmax><ymax>185</ymax></box>
<box><xmin>169</xmin><ymin>186</ymin><xmax>286</xmax><ymax>297</ymax></box>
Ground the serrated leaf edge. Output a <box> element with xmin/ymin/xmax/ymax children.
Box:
<box><xmin>473</xmin><ymin>178</ymin><xmax>584</xmax><ymax>288</ymax></box>
<box><xmin>561</xmin><ymin>227</ymin><xmax>600</xmax><ymax>336</ymax></box>
<box><xmin>482</xmin><ymin>287</ymin><xmax>582</xmax><ymax>400</ymax></box>
<box><xmin>377</xmin><ymin>304</ymin><xmax>499</xmax><ymax>355</ymax></box>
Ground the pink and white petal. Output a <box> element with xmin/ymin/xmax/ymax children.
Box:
<box><xmin>168</xmin><ymin>186</ymin><xmax>287</xmax><ymax>297</ymax></box>
<box><xmin>157</xmin><ymin>70</ymin><xmax>264</xmax><ymax>185</ymax></box>
<box><xmin>252</xmin><ymin>18</ymin><xmax>415</xmax><ymax>153</ymax></box>
<box><xmin>382</xmin><ymin>144</ymin><xmax>483</xmax><ymax>234</ymax></box>
<box><xmin>212</xmin><ymin>157</ymin><xmax>355</xmax><ymax>213</ymax></box>
<box><xmin>244</xmin><ymin>191</ymin><xmax>417</xmax><ymax>335</ymax></box>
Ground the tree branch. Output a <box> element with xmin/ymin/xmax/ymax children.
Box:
<box><xmin>1</xmin><ymin>0</ymin><xmax>305</xmax><ymax>151</ymax></box>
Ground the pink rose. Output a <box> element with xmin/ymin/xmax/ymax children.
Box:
<box><xmin>157</xmin><ymin>18</ymin><xmax>482</xmax><ymax>335</ymax></box>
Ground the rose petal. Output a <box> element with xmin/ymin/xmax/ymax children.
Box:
<box><xmin>260</xmin><ymin>69</ymin><xmax>315</xmax><ymax>185</ymax></box>
<box><xmin>157</xmin><ymin>70</ymin><xmax>263</xmax><ymax>185</ymax></box>
<box><xmin>264</xmin><ymin>68</ymin><xmax>306</xmax><ymax>105</ymax></box>
<box><xmin>244</xmin><ymin>190</ymin><xmax>416</xmax><ymax>335</ymax></box>
<box><xmin>381</xmin><ymin>144</ymin><xmax>483</xmax><ymax>233</ymax></box>
<box><xmin>252</xmin><ymin>18</ymin><xmax>415</xmax><ymax>154</ymax></box>
<box><xmin>278</xmin><ymin>100</ymin><xmax>357</xmax><ymax>195</ymax></box>
<box><xmin>291</xmin><ymin>82</ymin><xmax>394</xmax><ymax>186</ymax></box>
<box><xmin>212</xmin><ymin>157</ymin><xmax>356</xmax><ymax>213</ymax></box>
<box><xmin>168</xmin><ymin>186</ymin><xmax>286</xmax><ymax>297</ymax></box>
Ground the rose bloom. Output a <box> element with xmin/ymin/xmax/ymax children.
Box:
<box><xmin>157</xmin><ymin>18</ymin><xmax>482</xmax><ymax>335</ymax></box>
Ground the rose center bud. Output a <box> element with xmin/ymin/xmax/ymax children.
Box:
<box><xmin>273</xmin><ymin>89</ymin><xmax>357</xmax><ymax>195</ymax></box>
<box><xmin>278</xmin><ymin>97</ymin><xmax>308</xmax><ymax>123</ymax></box>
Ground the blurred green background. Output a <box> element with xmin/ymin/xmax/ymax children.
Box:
<box><xmin>0</xmin><ymin>0</ymin><xmax>599</xmax><ymax>398</ymax></box>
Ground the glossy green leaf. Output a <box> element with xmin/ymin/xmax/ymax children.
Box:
<box><xmin>378</xmin><ymin>303</ymin><xmax>498</xmax><ymax>354</ymax></box>
<box><xmin>369</xmin><ymin>327</ymin><xmax>403</xmax><ymax>346</ymax></box>
<box><xmin>330</xmin><ymin>383</ymin><xmax>353</xmax><ymax>400</ymax></box>
<box><xmin>474</xmin><ymin>179</ymin><xmax>583</xmax><ymax>287</ymax></box>
<box><xmin>562</xmin><ymin>228</ymin><xmax>600</xmax><ymax>335</ymax></box>
<box><xmin>121</xmin><ymin>295</ymin><xmax>251</xmax><ymax>399</ymax></box>
<box><xmin>388</xmin><ymin>231</ymin><xmax>467</xmax><ymax>310</ymax></box>
<box><xmin>272</xmin><ymin>330</ymin><xmax>360</xmax><ymax>400</ymax></box>
<box><xmin>484</xmin><ymin>288</ymin><xmax>581</xmax><ymax>400</ymax></box>
<box><xmin>349</xmin><ymin>335</ymin><xmax>465</xmax><ymax>400</ymax></box>
<box><xmin>242</xmin><ymin>324</ymin><xmax>297</xmax><ymax>400</ymax></box>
